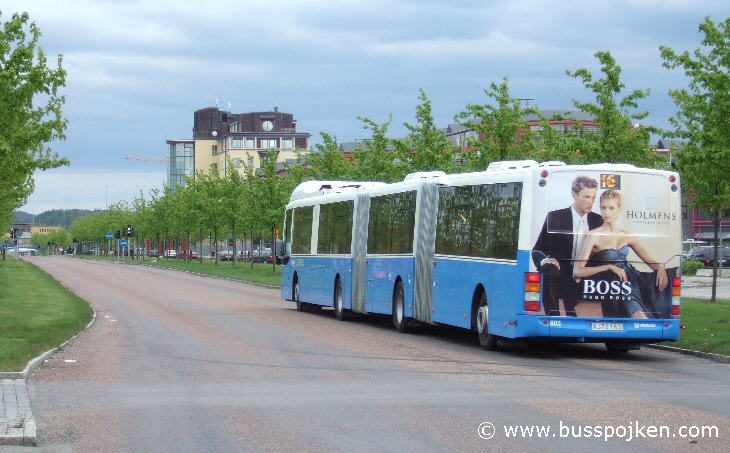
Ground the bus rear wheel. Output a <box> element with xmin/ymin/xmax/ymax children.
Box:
<box><xmin>476</xmin><ymin>292</ymin><xmax>499</xmax><ymax>350</ymax></box>
<box><xmin>294</xmin><ymin>281</ymin><xmax>307</xmax><ymax>312</ymax></box>
<box><xmin>392</xmin><ymin>280</ymin><xmax>409</xmax><ymax>333</ymax></box>
<box><xmin>334</xmin><ymin>277</ymin><xmax>346</xmax><ymax>321</ymax></box>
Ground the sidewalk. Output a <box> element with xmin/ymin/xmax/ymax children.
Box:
<box><xmin>0</xmin><ymin>379</ymin><xmax>36</xmax><ymax>446</ymax></box>
<box><xmin>681</xmin><ymin>273</ymin><xmax>730</xmax><ymax>300</ymax></box>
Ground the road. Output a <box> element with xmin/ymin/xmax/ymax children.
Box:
<box><xmin>15</xmin><ymin>257</ymin><xmax>730</xmax><ymax>452</ymax></box>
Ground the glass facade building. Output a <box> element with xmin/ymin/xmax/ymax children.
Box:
<box><xmin>167</xmin><ymin>140</ymin><xmax>194</xmax><ymax>188</ymax></box>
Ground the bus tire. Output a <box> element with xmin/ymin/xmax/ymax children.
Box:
<box><xmin>392</xmin><ymin>280</ymin><xmax>408</xmax><ymax>333</ymax></box>
<box><xmin>334</xmin><ymin>277</ymin><xmax>346</xmax><ymax>321</ymax></box>
<box><xmin>294</xmin><ymin>280</ymin><xmax>307</xmax><ymax>312</ymax></box>
<box><xmin>476</xmin><ymin>292</ymin><xmax>499</xmax><ymax>350</ymax></box>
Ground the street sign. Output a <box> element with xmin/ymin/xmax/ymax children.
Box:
<box><xmin>106</xmin><ymin>232</ymin><xmax>113</xmax><ymax>239</ymax></box>
<box><xmin>120</xmin><ymin>239</ymin><xmax>128</xmax><ymax>247</ymax></box>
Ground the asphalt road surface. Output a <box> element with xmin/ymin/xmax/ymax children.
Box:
<box><xmin>14</xmin><ymin>257</ymin><xmax>730</xmax><ymax>452</ymax></box>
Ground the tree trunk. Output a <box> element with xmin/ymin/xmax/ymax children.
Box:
<box><xmin>271</xmin><ymin>227</ymin><xmax>276</xmax><ymax>273</ymax></box>
<box><xmin>199</xmin><ymin>228</ymin><xmax>204</xmax><ymax>263</ymax></box>
<box><xmin>250</xmin><ymin>230</ymin><xmax>254</xmax><ymax>269</ymax></box>
<box><xmin>232</xmin><ymin>223</ymin><xmax>236</xmax><ymax>266</ymax></box>
<box><xmin>214</xmin><ymin>229</ymin><xmax>219</xmax><ymax>265</ymax></box>
<box><xmin>711</xmin><ymin>209</ymin><xmax>720</xmax><ymax>302</ymax></box>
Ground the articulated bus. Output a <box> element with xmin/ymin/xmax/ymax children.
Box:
<box><xmin>279</xmin><ymin>160</ymin><xmax>682</xmax><ymax>352</ymax></box>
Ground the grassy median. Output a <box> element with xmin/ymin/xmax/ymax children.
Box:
<box><xmin>0</xmin><ymin>259</ymin><xmax>93</xmax><ymax>372</ymax></box>
<box><xmin>72</xmin><ymin>254</ymin><xmax>282</xmax><ymax>286</ymax></box>
<box><xmin>673</xmin><ymin>297</ymin><xmax>730</xmax><ymax>356</ymax></box>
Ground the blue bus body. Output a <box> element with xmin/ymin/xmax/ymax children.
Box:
<box><xmin>280</xmin><ymin>162</ymin><xmax>683</xmax><ymax>350</ymax></box>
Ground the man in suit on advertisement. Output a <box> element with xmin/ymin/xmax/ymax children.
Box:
<box><xmin>532</xmin><ymin>176</ymin><xmax>603</xmax><ymax>316</ymax></box>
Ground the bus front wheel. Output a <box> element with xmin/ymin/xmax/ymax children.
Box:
<box><xmin>476</xmin><ymin>292</ymin><xmax>499</xmax><ymax>350</ymax></box>
<box><xmin>392</xmin><ymin>280</ymin><xmax>409</xmax><ymax>333</ymax></box>
<box><xmin>334</xmin><ymin>277</ymin><xmax>346</xmax><ymax>321</ymax></box>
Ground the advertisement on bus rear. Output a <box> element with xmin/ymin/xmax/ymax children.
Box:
<box><xmin>530</xmin><ymin>171</ymin><xmax>680</xmax><ymax>319</ymax></box>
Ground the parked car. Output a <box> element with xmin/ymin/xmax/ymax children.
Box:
<box><xmin>164</xmin><ymin>249</ymin><xmax>177</xmax><ymax>258</ymax></box>
<box><xmin>178</xmin><ymin>250</ymin><xmax>199</xmax><ymax>259</ymax></box>
<box><xmin>147</xmin><ymin>249</ymin><xmax>159</xmax><ymax>258</ymax></box>
<box><xmin>218</xmin><ymin>250</ymin><xmax>234</xmax><ymax>261</ymax></box>
<box><xmin>251</xmin><ymin>248</ymin><xmax>273</xmax><ymax>263</ymax></box>
<box><xmin>686</xmin><ymin>246</ymin><xmax>730</xmax><ymax>268</ymax></box>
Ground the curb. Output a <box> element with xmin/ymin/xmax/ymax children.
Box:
<box><xmin>646</xmin><ymin>343</ymin><xmax>730</xmax><ymax>364</ymax></box>
<box><xmin>115</xmin><ymin>259</ymin><xmax>280</xmax><ymax>290</ymax></box>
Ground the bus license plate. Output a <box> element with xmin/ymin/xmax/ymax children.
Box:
<box><xmin>591</xmin><ymin>322</ymin><xmax>623</xmax><ymax>331</ymax></box>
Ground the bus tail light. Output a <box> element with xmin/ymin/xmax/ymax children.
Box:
<box><xmin>524</xmin><ymin>273</ymin><xmax>541</xmax><ymax>312</ymax></box>
<box><xmin>671</xmin><ymin>276</ymin><xmax>681</xmax><ymax>317</ymax></box>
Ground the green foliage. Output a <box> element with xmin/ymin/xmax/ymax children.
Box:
<box><xmin>0</xmin><ymin>12</ymin><xmax>68</xmax><ymax>233</ymax></box>
<box><xmin>395</xmin><ymin>89</ymin><xmax>459</xmax><ymax>173</ymax></box>
<box><xmin>566</xmin><ymin>51</ymin><xmax>660</xmax><ymax>167</ymax></box>
<box><xmin>661</xmin><ymin>16</ymin><xmax>730</xmax><ymax>301</ymax></box>
<box><xmin>455</xmin><ymin>78</ymin><xmax>538</xmax><ymax>170</ymax></box>
<box><xmin>682</xmin><ymin>260</ymin><xmax>704</xmax><ymax>276</ymax></box>
<box><xmin>660</xmin><ymin>16</ymin><xmax>730</xmax><ymax>218</ymax></box>
<box><xmin>305</xmin><ymin>132</ymin><xmax>353</xmax><ymax>179</ymax></box>
<box><xmin>350</xmin><ymin>115</ymin><xmax>409</xmax><ymax>182</ymax></box>
<box><xmin>529</xmin><ymin>112</ymin><xmax>585</xmax><ymax>164</ymax></box>
<box><xmin>30</xmin><ymin>228</ymin><xmax>71</xmax><ymax>250</ymax></box>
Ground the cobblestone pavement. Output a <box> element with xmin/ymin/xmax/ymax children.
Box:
<box><xmin>0</xmin><ymin>379</ymin><xmax>36</xmax><ymax>446</ymax></box>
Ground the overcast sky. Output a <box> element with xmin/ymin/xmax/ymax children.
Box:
<box><xmin>2</xmin><ymin>0</ymin><xmax>726</xmax><ymax>213</ymax></box>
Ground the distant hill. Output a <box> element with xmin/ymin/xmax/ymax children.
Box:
<box><xmin>12</xmin><ymin>211</ymin><xmax>34</xmax><ymax>224</ymax></box>
<box><xmin>12</xmin><ymin>209</ymin><xmax>100</xmax><ymax>228</ymax></box>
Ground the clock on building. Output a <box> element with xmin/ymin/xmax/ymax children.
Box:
<box><xmin>262</xmin><ymin>120</ymin><xmax>273</xmax><ymax>131</ymax></box>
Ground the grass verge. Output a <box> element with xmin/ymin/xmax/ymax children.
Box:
<box><xmin>0</xmin><ymin>259</ymin><xmax>93</xmax><ymax>372</ymax></box>
<box><xmin>673</xmin><ymin>297</ymin><xmax>730</xmax><ymax>356</ymax></box>
<box><xmin>72</xmin><ymin>254</ymin><xmax>282</xmax><ymax>286</ymax></box>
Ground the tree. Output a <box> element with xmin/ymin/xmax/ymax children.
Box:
<box><xmin>455</xmin><ymin>78</ymin><xmax>538</xmax><ymax>170</ymax></box>
<box><xmin>529</xmin><ymin>111</ymin><xmax>585</xmax><ymax>164</ymax></box>
<box><xmin>350</xmin><ymin>115</ymin><xmax>408</xmax><ymax>182</ymax></box>
<box><xmin>256</xmin><ymin>150</ymin><xmax>295</xmax><ymax>271</ymax></box>
<box><xmin>395</xmin><ymin>89</ymin><xmax>459</xmax><ymax>173</ymax></box>
<box><xmin>660</xmin><ymin>16</ymin><xmax>730</xmax><ymax>301</ymax></box>
<box><xmin>195</xmin><ymin>167</ymin><xmax>226</xmax><ymax>264</ymax></box>
<box><xmin>566</xmin><ymin>51</ymin><xmax>659</xmax><ymax>167</ymax></box>
<box><xmin>222</xmin><ymin>157</ymin><xmax>247</xmax><ymax>265</ymax></box>
<box><xmin>305</xmin><ymin>132</ymin><xmax>352</xmax><ymax>179</ymax></box>
<box><xmin>0</xmin><ymin>12</ymin><xmax>68</xmax><ymax>232</ymax></box>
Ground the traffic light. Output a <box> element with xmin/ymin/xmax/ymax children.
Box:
<box><xmin>125</xmin><ymin>225</ymin><xmax>135</xmax><ymax>237</ymax></box>
<box><xmin>114</xmin><ymin>230</ymin><xmax>120</xmax><ymax>239</ymax></box>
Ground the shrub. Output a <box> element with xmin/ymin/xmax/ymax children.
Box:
<box><xmin>682</xmin><ymin>260</ymin><xmax>704</xmax><ymax>276</ymax></box>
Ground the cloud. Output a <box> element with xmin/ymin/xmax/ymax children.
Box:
<box><xmin>1</xmin><ymin>0</ymin><xmax>727</xmax><ymax>213</ymax></box>
<box><xmin>20</xmin><ymin>168</ymin><xmax>166</xmax><ymax>214</ymax></box>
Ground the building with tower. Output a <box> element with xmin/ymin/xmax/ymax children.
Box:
<box><xmin>167</xmin><ymin>106</ymin><xmax>311</xmax><ymax>187</ymax></box>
